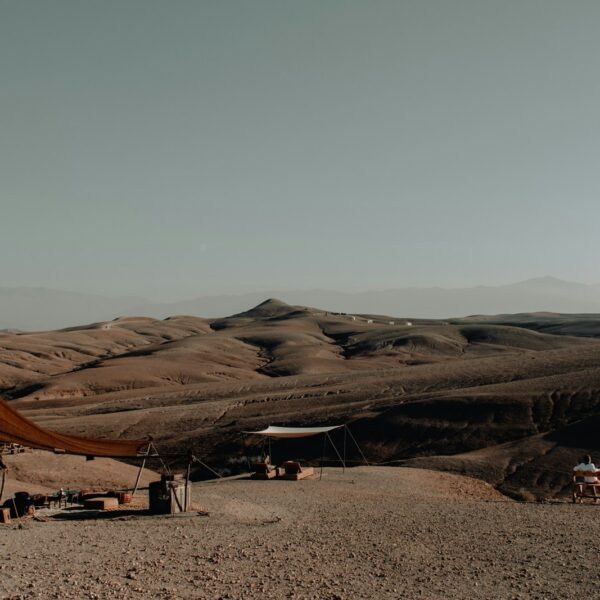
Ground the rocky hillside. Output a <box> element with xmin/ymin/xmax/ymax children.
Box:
<box><xmin>2</xmin><ymin>299</ymin><xmax>600</xmax><ymax>499</ymax></box>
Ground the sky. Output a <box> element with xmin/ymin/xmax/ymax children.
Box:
<box><xmin>1</xmin><ymin>1</ymin><xmax>599</xmax><ymax>301</ymax></box>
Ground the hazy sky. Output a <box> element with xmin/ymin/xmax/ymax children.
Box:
<box><xmin>1</xmin><ymin>1</ymin><xmax>599</xmax><ymax>300</ymax></box>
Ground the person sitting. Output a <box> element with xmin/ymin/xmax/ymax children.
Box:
<box><xmin>573</xmin><ymin>455</ymin><xmax>598</xmax><ymax>483</ymax></box>
<box><xmin>573</xmin><ymin>455</ymin><xmax>600</xmax><ymax>502</ymax></box>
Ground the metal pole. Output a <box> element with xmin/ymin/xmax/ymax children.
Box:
<box><xmin>154</xmin><ymin>443</ymin><xmax>171</xmax><ymax>475</ymax></box>
<box><xmin>319</xmin><ymin>433</ymin><xmax>326</xmax><ymax>480</ymax></box>
<box><xmin>192</xmin><ymin>455</ymin><xmax>223</xmax><ymax>479</ymax></box>
<box><xmin>185</xmin><ymin>457</ymin><xmax>192</xmax><ymax>511</ymax></box>
<box><xmin>131</xmin><ymin>444</ymin><xmax>152</xmax><ymax>497</ymax></box>
<box><xmin>0</xmin><ymin>468</ymin><xmax>6</xmax><ymax>503</ymax></box>
<box><xmin>0</xmin><ymin>456</ymin><xmax>6</xmax><ymax>502</ymax></box>
<box><xmin>326</xmin><ymin>432</ymin><xmax>346</xmax><ymax>469</ymax></box>
<box><xmin>343</xmin><ymin>425</ymin><xmax>347</xmax><ymax>473</ymax></box>
<box><xmin>346</xmin><ymin>426</ymin><xmax>369</xmax><ymax>466</ymax></box>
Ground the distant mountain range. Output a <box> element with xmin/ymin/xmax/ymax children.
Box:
<box><xmin>2</xmin><ymin>276</ymin><xmax>600</xmax><ymax>331</ymax></box>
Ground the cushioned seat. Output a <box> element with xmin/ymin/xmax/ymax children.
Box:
<box><xmin>282</xmin><ymin>461</ymin><xmax>314</xmax><ymax>480</ymax></box>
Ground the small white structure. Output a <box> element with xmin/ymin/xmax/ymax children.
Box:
<box><xmin>367</xmin><ymin>319</ymin><xmax>373</xmax><ymax>324</ymax></box>
<box><xmin>389</xmin><ymin>321</ymin><xmax>395</xmax><ymax>325</ymax></box>
<box><xmin>406</xmin><ymin>321</ymin><xmax>413</xmax><ymax>327</ymax></box>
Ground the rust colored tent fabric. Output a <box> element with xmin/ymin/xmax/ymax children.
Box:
<box><xmin>0</xmin><ymin>397</ymin><xmax>147</xmax><ymax>457</ymax></box>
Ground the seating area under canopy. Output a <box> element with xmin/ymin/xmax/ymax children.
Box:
<box><xmin>245</xmin><ymin>423</ymin><xmax>368</xmax><ymax>478</ymax></box>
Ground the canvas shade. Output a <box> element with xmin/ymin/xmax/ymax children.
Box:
<box><xmin>0</xmin><ymin>397</ymin><xmax>147</xmax><ymax>457</ymax></box>
<box><xmin>245</xmin><ymin>425</ymin><xmax>343</xmax><ymax>439</ymax></box>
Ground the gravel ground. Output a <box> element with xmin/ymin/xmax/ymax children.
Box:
<box><xmin>1</xmin><ymin>467</ymin><xmax>598</xmax><ymax>599</ymax></box>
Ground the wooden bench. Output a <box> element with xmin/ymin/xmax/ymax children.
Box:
<box><xmin>572</xmin><ymin>470</ymin><xmax>600</xmax><ymax>503</ymax></box>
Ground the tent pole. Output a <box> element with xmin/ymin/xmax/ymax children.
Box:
<box><xmin>343</xmin><ymin>426</ymin><xmax>347</xmax><ymax>473</ymax></box>
<box><xmin>131</xmin><ymin>443</ymin><xmax>152</xmax><ymax>497</ymax></box>
<box><xmin>152</xmin><ymin>442</ymin><xmax>172</xmax><ymax>475</ymax></box>
<box><xmin>191</xmin><ymin>455</ymin><xmax>223</xmax><ymax>479</ymax></box>
<box><xmin>245</xmin><ymin>434</ymin><xmax>251</xmax><ymax>471</ymax></box>
<box><xmin>184</xmin><ymin>453</ymin><xmax>192</xmax><ymax>511</ymax></box>
<box><xmin>131</xmin><ymin>457</ymin><xmax>147</xmax><ymax>497</ymax></box>
<box><xmin>319</xmin><ymin>433</ymin><xmax>327</xmax><ymax>480</ymax></box>
<box><xmin>326</xmin><ymin>432</ymin><xmax>346</xmax><ymax>470</ymax></box>
<box><xmin>346</xmin><ymin>426</ymin><xmax>369</xmax><ymax>466</ymax></box>
<box><xmin>0</xmin><ymin>468</ymin><xmax>6</xmax><ymax>503</ymax></box>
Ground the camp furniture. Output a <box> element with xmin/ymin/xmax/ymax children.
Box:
<box><xmin>149</xmin><ymin>473</ymin><xmax>191</xmax><ymax>514</ymax></box>
<box><xmin>572</xmin><ymin>470</ymin><xmax>600</xmax><ymax>503</ymax></box>
<box><xmin>244</xmin><ymin>424</ymin><xmax>368</xmax><ymax>480</ymax></box>
<box><xmin>250</xmin><ymin>462</ymin><xmax>283</xmax><ymax>480</ymax></box>
<box><xmin>83</xmin><ymin>496</ymin><xmax>119</xmax><ymax>510</ymax></box>
<box><xmin>282</xmin><ymin>461</ymin><xmax>314</xmax><ymax>480</ymax></box>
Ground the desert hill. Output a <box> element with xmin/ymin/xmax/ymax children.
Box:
<box><xmin>457</xmin><ymin>312</ymin><xmax>600</xmax><ymax>338</ymax></box>
<box><xmin>1</xmin><ymin>450</ymin><xmax>158</xmax><ymax>498</ymax></box>
<box><xmin>0</xmin><ymin>315</ymin><xmax>212</xmax><ymax>391</ymax></box>
<box><xmin>2</xmin><ymin>299</ymin><xmax>600</xmax><ymax>499</ymax></box>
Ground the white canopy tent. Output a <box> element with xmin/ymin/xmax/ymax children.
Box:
<box><xmin>245</xmin><ymin>425</ymin><xmax>343</xmax><ymax>439</ymax></box>
<box><xmin>245</xmin><ymin>423</ymin><xmax>368</xmax><ymax>477</ymax></box>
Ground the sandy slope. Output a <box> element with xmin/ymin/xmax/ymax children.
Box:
<box><xmin>3</xmin><ymin>300</ymin><xmax>591</xmax><ymax>400</ymax></box>
<box><xmin>1</xmin><ymin>451</ymin><xmax>157</xmax><ymax>497</ymax></box>
<box><xmin>1</xmin><ymin>466</ymin><xmax>597</xmax><ymax>600</ymax></box>
<box><xmin>13</xmin><ymin>343</ymin><xmax>600</xmax><ymax>498</ymax></box>
<box><xmin>0</xmin><ymin>316</ymin><xmax>212</xmax><ymax>390</ymax></box>
<box><xmin>3</xmin><ymin>300</ymin><xmax>600</xmax><ymax>499</ymax></box>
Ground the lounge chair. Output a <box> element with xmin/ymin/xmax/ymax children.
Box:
<box><xmin>281</xmin><ymin>461</ymin><xmax>314</xmax><ymax>481</ymax></box>
<box><xmin>572</xmin><ymin>470</ymin><xmax>600</xmax><ymax>503</ymax></box>
<box><xmin>250</xmin><ymin>462</ymin><xmax>283</xmax><ymax>480</ymax></box>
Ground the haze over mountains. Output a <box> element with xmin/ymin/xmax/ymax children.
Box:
<box><xmin>3</xmin><ymin>276</ymin><xmax>600</xmax><ymax>331</ymax></box>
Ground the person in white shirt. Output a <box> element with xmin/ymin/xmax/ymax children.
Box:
<box><xmin>573</xmin><ymin>455</ymin><xmax>598</xmax><ymax>482</ymax></box>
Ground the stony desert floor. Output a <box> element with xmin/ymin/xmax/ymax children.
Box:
<box><xmin>2</xmin><ymin>466</ymin><xmax>598</xmax><ymax>600</ymax></box>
